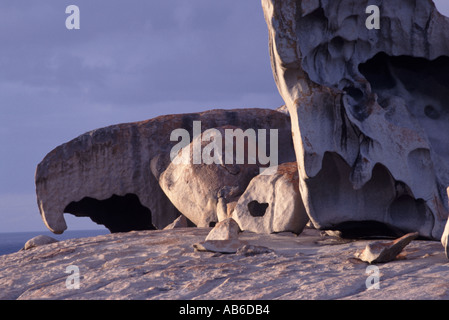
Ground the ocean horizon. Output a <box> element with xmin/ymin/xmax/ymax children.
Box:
<box><xmin>0</xmin><ymin>229</ymin><xmax>110</xmax><ymax>256</ymax></box>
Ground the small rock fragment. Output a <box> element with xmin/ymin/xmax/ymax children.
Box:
<box><xmin>355</xmin><ymin>232</ymin><xmax>419</xmax><ymax>264</ymax></box>
<box><xmin>193</xmin><ymin>239</ymin><xmax>243</xmax><ymax>254</ymax></box>
<box><xmin>23</xmin><ymin>235</ymin><xmax>59</xmax><ymax>250</ymax></box>
<box><xmin>163</xmin><ymin>215</ymin><xmax>189</xmax><ymax>230</ymax></box>
<box><xmin>236</xmin><ymin>244</ymin><xmax>274</xmax><ymax>256</ymax></box>
<box><xmin>205</xmin><ymin>218</ymin><xmax>240</xmax><ymax>241</ymax></box>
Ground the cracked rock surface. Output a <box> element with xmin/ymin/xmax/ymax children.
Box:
<box><xmin>1</xmin><ymin>228</ymin><xmax>449</xmax><ymax>300</ymax></box>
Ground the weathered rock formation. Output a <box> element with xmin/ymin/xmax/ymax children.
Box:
<box><xmin>156</xmin><ymin>118</ymin><xmax>297</xmax><ymax>228</ymax></box>
<box><xmin>232</xmin><ymin>162</ymin><xmax>309</xmax><ymax>234</ymax></box>
<box><xmin>36</xmin><ymin>109</ymin><xmax>294</xmax><ymax>234</ymax></box>
<box><xmin>262</xmin><ymin>0</ymin><xmax>449</xmax><ymax>246</ymax></box>
<box><xmin>157</xmin><ymin>126</ymin><xmax>260</xmax><ymax>228</ymax></box>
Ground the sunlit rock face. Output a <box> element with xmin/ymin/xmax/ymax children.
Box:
<box><xmin>156</xmin><ymin>118</ymin><xmax>296</xmax><ymax>228</ymax></box>
<box><xmin>35</xmin><ymin>109</ymin><xmax>294</xmax><ymax>234</ymax></box>
<box><xmin>232</xmin><ymin>162</ymin><xmax>309</xmax><ymax>235</ymax></box>
<box><xmin>262</xmin><ymin>0</ymin><xmax>449</xmax><ymax>244</ymax></box>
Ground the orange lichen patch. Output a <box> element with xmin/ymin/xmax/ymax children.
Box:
<box><xmin>276</xmin><ymin>162</ymin><xmax>299</xmax><ymax>190</ymax></box>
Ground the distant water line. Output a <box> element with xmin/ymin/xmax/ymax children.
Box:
<box><xmin>0</xmin><ymin>229</ymin><xmax>109</xmax><ymax>256</ymax></box>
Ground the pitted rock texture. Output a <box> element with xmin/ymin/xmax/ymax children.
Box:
<box><xmin>35</xmin><ymin>108</ymin><xmax>294</xmax><ymax>234</ymax></box>
<box><xmin>1</xmin><ymin>228</ymin><xmax>449</xmax><ymax>300</ymax></box>
<box><xmin>262</xmin><ymin>0</ymin><xmax>449</xmax><ymax>246</ymax></box>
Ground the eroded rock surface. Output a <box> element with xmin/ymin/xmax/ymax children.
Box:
<box><xmin>262</xmin><ymin>0</ymin><xmax>449</xmax><ymax>243</ymax></box>
<box><xmin>232</xmin><ymin>162</ymin><xmax>309</xmax><ymax>234</ymax></box>
<box><xmin>158</xmin><ymin>126</ymin><xmax>260</xmax><ymax>228</ymax></box>
<box><xmin>35</xmin><ymin>108</ymin><xmax>294</xmax><ymax>234</ymax></box>
<box><xmin>1</xmin><ymin>228</ymin><xmax>449</xmax><ymax>300</ymax></box>
<box><xmin>156</xmin><ymin>119</ymin><xmax>296</xmax><ymax>228</ymax></box>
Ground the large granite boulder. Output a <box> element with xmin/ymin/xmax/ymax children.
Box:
<box><xmin>262</xmin><ymin>0</ymin><xmax>449</xmax><ymax>248</ymax></box>
<box><xmin>36</xmin><ymin>108</ymin><xmax>294</xmax><ymax>234</ymax></box>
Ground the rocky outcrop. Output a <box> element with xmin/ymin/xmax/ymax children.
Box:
<box><xmin>1</xmin><ymin>228</ymin><xmax>448</xmax><ymax>300</ymax></box>
<box><xmin>232</xmin><ymin>162</ymin><xmax>308</xmax><ymax>234</ymax></box>
<box><xmin>262</xmin><ymin>0</ymin><xmax>449</xmax><ymax>244</ymax></box>
<box><xmin>35</xmin><ymin>108</ymin><xmax>294</xmax><ymax>234</ymax></box>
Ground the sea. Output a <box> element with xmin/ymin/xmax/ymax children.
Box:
<box><xmin>0</xmin><ymin>229</ymin><xmax>110</xmax><ymax>256</ymax></box>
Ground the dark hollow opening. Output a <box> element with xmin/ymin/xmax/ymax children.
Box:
<box><xmin>344</xmin><ymin>87</ymin><xmax>364</xmax><ymax>102</ymax></box>
<box><xmin>64</xmin><ymin>193</ymin><xmax>155</xmax><ymax>233</ymax></box>
<box><xmin>358</xmin><ymin>53</ymin><xmax>397</xmax><ymax>91</ymax></box>
<box><xmin>247</xmin><ymin>200</ymin><xmax>269</xmax><ymax>217</ymax></box>
<box><xmin>358</xmin><ymin>52</ymin><xmax>449</xmax><ymax>159</ymax></box>
<box><xmin>358</xmin><ymin>52</ymin><xmax>449</xmax><ymax>100</ymax></box>
<box><xmin>424</xmin><ymin>105</ymin><xmax>440</xmax><ymax>120</ymax></box>
<box><xmin>328</xmin><ymin>220</ymin><xmax>406</xmax><ymax>239</ymax></box>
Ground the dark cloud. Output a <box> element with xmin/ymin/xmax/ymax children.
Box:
<box><xmin>0</xmin><ymin>1</ymin><xmax>280</xmax><ymax>110</ymax></box>
<box><xmin>0</xmin><ymin>1</ymin><xmax>283</xmax><ymax>230</ymax></box>
<box><xmin>6</xmin><ymin>1</ymin><xmax>447</xmax><ymax>231</ymax></box>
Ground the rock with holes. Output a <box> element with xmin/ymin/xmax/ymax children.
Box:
<box><xmin>262</xmin><ymin>0</ymin><xmax>449</xmax><ymax>243</ymax></box>
<box><xmin>232</xmin><ymin>162</ymin><xmax>309</xmax><ymax>234</ymax></box>
<box><xmin>156</xmin><ymin>120</ymin><xmax>296</xmax><ymax>228</ymax></box>
<box><xmin>36</xmin><ymin>108</ymin><xmax>294</xmax><ymax>233</ymax></box>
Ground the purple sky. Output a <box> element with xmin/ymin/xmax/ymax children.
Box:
<box><xmin>1</xmin><ymin>1</ymin><xmax>449</xmax><ymax>232</ymax></box>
